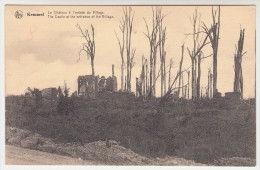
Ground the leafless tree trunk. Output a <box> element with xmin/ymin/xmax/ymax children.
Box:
<box><xmin>115</xmin><ymin>13</ymin><xmax>126</xmax><ymax>91</ymax></box>
<box><xmin>182</xmin><ymin>72</ymin><xmax>184</xmax><ymax>98</ymax></box>
<box><xmin>184</xmin><ymin>85</ymin><xmax>187</xmax><ymax>99</ymax></box>
<box><xmin>178</xmin><ymin>45</ymin><xmax>184</xmax><ymax>98</ymax></box>
<box><xmin>158</xmin><ymin>8</ymin><xmax>167</xmax><ymax>97</ymax></box>
<box><xmin>141</xmin><ymin>56</ymin><xmax>145</xmax><ymax>96</ymax></box>
<box><xmin>124</xmin><ymin>7</ymin><xmax>135</xmax><ymax>92</ymax></box>
<box><xmin>207</xmin><ymin>68</ymin><xmax>210</xmax><ymax>98</ymax></box>
<box><xmin>129</xmin><ymin>48</ymin><xmax>136</xmax><ymax>92</ymax></box>
<box><xmin>136</xmin><ymin>77</ymin><xmax>139</xmax><ymax>97</ymax></box>
<box><xmin>210</xmin><ymin>72</ymin><xmax>213</xmax><ymax>98</ymax></box>
<box><xmin>163</xmin><ymin>53</ymin><xmax>167</xmax><ymax>95</ymax></box>
<box><xmin>234</xmin><ymin>28</ymin><xmax>246</xmax><ymax>99</ymax></box>
<box><xmin>145</xmin><ymin>59</ymin><xmax>148</xmax><ymax>98</ymax></box>
<box><xmin>203</xmin><ymin>6</ymin><xmax>220</xmax><ymax>97</ymax></box>
<box><xmin>196</xmin><ymin>52</ymin><xmax>201</xmax><ymax>99</ymax></box>
<box><xmin>194</xmin><ymin>57</ymin><xmax>197</xmax><ymax>98</ymax></box>
<box><xmin>168</xmin><ymin>58</ymin><xmax>173</xmax><ymax>90</ymax></box>
<box><xmin>76</xmin><ymin>24</ymin><xmax>95</xmax><ymax>77</ymax></box>
<box><xmin>187</xmin><ymin>71</ymin><xmax>190</xmax><ymax>99</ymax></box>
<box><xmin>125</xmin><ymin>76</ymin><xmax>127</xmax><ymax>90</ymax></box>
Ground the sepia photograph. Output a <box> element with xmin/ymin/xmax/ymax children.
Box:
<box><xmin>3</xmin><ymin>4</ymin><xmax>256</xmax><ymax>166</ymax></box>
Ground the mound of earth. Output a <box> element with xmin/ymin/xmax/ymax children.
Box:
<box><xmin>6</xmin><ymin>126</ymin><xmax>153</xmax><ymax>165</ymax></box>
<box><xmin>155</xmin><ymin>156</ymin><xmax>207</xmax><ymax>166</ymax></box>
<box><xmin>7</xmin><ymin>126</ymin><xmax>254</xmax><ymax>166</ymax></box>
<box><xmin>213</xmin><ymin>157</ymin><xmax>256</xmax><ymax>166</ymax></box>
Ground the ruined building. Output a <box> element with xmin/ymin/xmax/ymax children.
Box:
<box><xmin>78</xmin><ymin>65</ymin><xmax>117</xmax><ymax>97</ymax></box>
<box><xmin>41</xmin><ymin>87</ymin><xmax>58</xmax><ymax>100</ymax></box>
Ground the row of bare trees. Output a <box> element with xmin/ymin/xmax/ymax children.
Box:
<box><xmin>115</xmin><ymin>7</ymin><xmax>136</xmax><ymax>92</ymax></box>
<box><xmin>135</xmin><ymin>7</ymin><xmax>218</xmax><ymax>100</ymax></box>
<box><xmin>75</xmin><ymin>6</ymin><xmax>246</xmax><ymax>100</ymax></box>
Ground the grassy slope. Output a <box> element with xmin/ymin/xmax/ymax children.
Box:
<box><xmin>5</xmin><ymin>92</ymin><xmax>256</xmax><ymax>164</ymax></box>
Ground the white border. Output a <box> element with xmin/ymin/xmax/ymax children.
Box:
<box><xmin>0</xmin><ymin>0</ymin><xmax>259</xmax><ymax>170</ymax></box>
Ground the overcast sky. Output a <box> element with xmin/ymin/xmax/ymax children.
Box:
<box><xmin>5</xmin><ymin>5</ymin><xmax>255</xmax><ymax>98</ymax></box>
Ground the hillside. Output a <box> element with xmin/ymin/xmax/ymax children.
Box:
<box><xmin>5</xmin><ymin>92</ymin><xmax>256</xmax><ymax>165</ymax></box>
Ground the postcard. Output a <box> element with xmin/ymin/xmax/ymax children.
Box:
<box><xmin>4</xmin><ymin>5</ymin><xmax>256</xmax><ymax>166</ymax></box>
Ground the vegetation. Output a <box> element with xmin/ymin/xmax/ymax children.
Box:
<box><xmin>6</xmin><ymin>91</ymin><xmax>255</xmax><ymax>164</ymax></box>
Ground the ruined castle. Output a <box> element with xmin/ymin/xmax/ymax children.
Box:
<box><xmin>77</xmin><ymin>65</ymin><xmax>117</xmax><ymax>98</ymax></box>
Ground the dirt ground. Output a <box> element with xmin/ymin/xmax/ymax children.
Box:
<box><xmin>5</xmin><ymin>145</ymin><xmax>101</xmax><ymax>165</ymax></box>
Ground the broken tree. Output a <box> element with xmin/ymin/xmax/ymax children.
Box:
<box><xmin>158</xmin><ymin>7</ymin><xmax>167</xmax><ymax>97</ymax></box>
<box><xmin>115</xmin><ymin>12</ymin><xmax>126</xmax><ymax>91</ymax></box>
<box><xmin>125</xmin><ymin>7</ymin><xmax>135</xmax><ymax>92</ymax></box>
<box><xmin>144</xmin><ymin>7</ymin><xmax>165</xmax><ymax>98</ymax></box>
<box><xmin>178</xmin><ymin>45</ymin><xmax>184</xmax><ymax>98</ymax></box>
<box><xmin>234</xmin><ymin>28</ymin><xmax>246</xmax><ymax>98</ymax></box>
<box><xmin>203</xmin><ymin>6</ymin><xmax>220</xmax><ymax>97</ymax></box>
<box><xmin>187</xmin><ymin>8</ymin><xmax>211</xmax><ymax>100</ymax></box>
<box><xmin>115</xmin><ymin>7</ymin><xmax>135</xmax><ymax>92</ymax></box>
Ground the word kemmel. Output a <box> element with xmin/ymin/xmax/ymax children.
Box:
<box><xmin>27</xmin><ymin>12</ymin><xmax>44</xmax><ymax>16</ymax></box>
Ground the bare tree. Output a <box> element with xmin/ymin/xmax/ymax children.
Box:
<box><xmin>168</xmin><ymin>58</ymin><xmax>173</xmax><ymax>90</ymax></box>
<box><xmin>234</xmin><ymin>28</ymin><xmax>246</xmax><ymax>98</ymax></box>
<box><xmin>115</xmin><ymin>14</ymin><xmax>126</xmax><ymax>91</ymax></box>
<box><xmin>186</xmin><ymin>8</ymin><xmax>212</xmax><ymax>100</ymax></box>
<box><xmin>125</xmin><ymin>7</ymin><xmax>135</xmax><ymax>92</ymax></box>
<box><xmin>202</xmin><ymin>6</ymin><xmax>220</xmax><ymax>97</ymax></box>
<box><xmin>178</xmin><ymin>45</ymin><xmax>184</xmax><ymax>98</ymax></box>
<box><xmin>196</xmin><ymin>52</ymin><xmax>201</xmax><ymax>99</ymax></box>
<box><xmin>144</xmin><ymin>7</ymin><xmax>165</xmax><ymax>98</ymax></box>
<box><xmin>158</xmin><ymin>7</ymin><xmax>167</xmax><ymax>97</ymax></box>
<box><xmin>129</xmin><ymin>48</ymin><xmax>136</xmax><ymax>91</ymax></box>
<box><xmin>115</xmin><ymin>7</ymin><xmax>135</xmax><ymax>92</ymax></box>
<box><xmin>76</xmin><ymin>24</ymin><xmax>95</xmax><ymax>77</ymax></box>
<box><xmin>207</xmin><ymin>68</ymin><xmax>211</xmax><ymax>98</ymax></box>
<box><xmin>207</xmin><ymin>66</ymin><xmax>213</xmax><ymax>98</ymax></box>
<box><xmin>182</xmin><ymin>72</ymin><xmax>184</xmax><ymax>97</ymax></box>
<box><xmin>186</xmin><ymin>8</ymin><xmax>200</xmax><ymax>99</ymax></box>
<box><xmin>140</xmin><ymin>56</ymin><xmax>148</xmax><ymax>97</ymax></box>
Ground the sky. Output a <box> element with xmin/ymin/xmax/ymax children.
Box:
<box><xmin>5</xmin><ymin>5</ymin><xmax>256</xmax><ymax>98</ymax></box>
